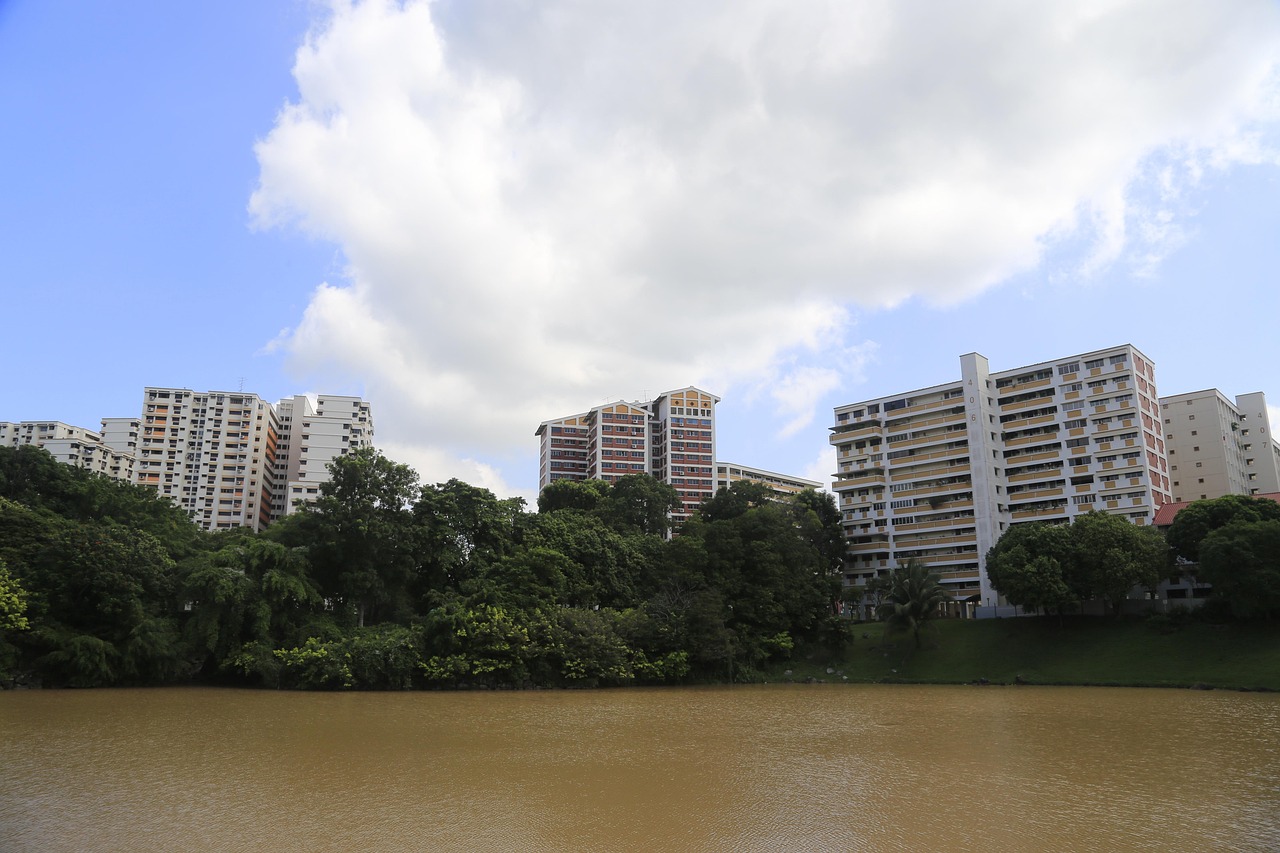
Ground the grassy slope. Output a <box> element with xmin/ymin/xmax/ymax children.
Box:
<box><xmin>773</xmin><ymin>618</ymin><xmax>1280</xmax><ymax>690</ymax></box>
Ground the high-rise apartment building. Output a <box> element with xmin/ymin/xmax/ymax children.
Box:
<box><xmin>273</xmin><ymin>394</ymin><xmax>375</xmax><ymax>516</ymax></box>
<box><xmin>0</xmin><ymin>420</ymin><xmax>136</xmax><ymax>481</ymax></box>
<box><xmin>5</xmin><ymin>388</ymin><xmax>373</xmax><ymax>532</ymax></box>
<box><xmin>133</xmin><ymin>388</ymin><xmax>374</xmax><ymax>531</ymax></box>
<box><xmin>830</xmin><ymin>345</ymin><xmax>1170</xmax><ymax>606</ymax></box>
<box><xmin>135</xmin><ymin>388</ymin><xmax>280</xmax><ymax>531</ymax></box>
<box><xmin>1159</xmin><ymin>390</ymin><xmax>1280</xmax><ymax>501</ymax></box>
<box><xmin>537</xmin><ymin>386</ymin><xmax>719</xmax><ymax>525</ymax></box>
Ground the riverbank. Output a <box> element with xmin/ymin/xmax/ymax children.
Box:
<box><xmin>771</xmin><ymin>616</ymin><xmax>1280</xmax><ymax>691</ymax></box>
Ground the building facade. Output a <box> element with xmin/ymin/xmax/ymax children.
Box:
<box><xmin>274</xmin><ymin>394</ymin><xmax>376</xmax><ymax>516</ymax></box>
<box><xmin>127</xmin><ymin>387</ymin><xmax>374</xmax><ymax>532</ymax></box>
<box><xmin>0</xmin><ymin>420</ymin><xmax>137</xmax><ymax>482</ymax></box>
<box><xmin>830</xmin><ymin>345</ymin><xmax>1170</xmax><ymax>606</ymax></box>
<box><xmin>134</xmin><ymin>388</ymin><xmax>281</xmax><ymax>531</ymax></box>
<box><xmin>537</xmin><ymin>387</ymin><xmax>720</xmax><ymax>526</ymax></box>
<box><xmin>1159</xmin><ymin>390</ymin><xmax>1280</xmax><ymax>502</ymax></box>
<box><xmin>715</xmin><ymin>462</ymin><xmax>821</xmax><ymax>497</ymax></box>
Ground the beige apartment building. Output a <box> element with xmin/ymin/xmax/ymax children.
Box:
<box><xmin>830</xmin><ymin>345</ymin><xmax>1170</xmax><ymax>607</ymax></box>
<box><xmin>715</xmin><ymin>463</ymin><xmax>821</xmax><ymax>497</ymax></box>
<box><xmin>1159</xmin><ymin>390</ymin><xmax>1280</xmax><ymax>502</ymax></box>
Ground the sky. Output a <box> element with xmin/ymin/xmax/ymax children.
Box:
<box><xmin>3</xmin><ymin>0</ymin><xmax>1280</xmax><ymax>503</ymax></box>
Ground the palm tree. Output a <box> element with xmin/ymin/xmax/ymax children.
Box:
<box><xmin>876</xmin><ymin>559</ymin><xmax>948</xmax><ymax>649</ymax></box>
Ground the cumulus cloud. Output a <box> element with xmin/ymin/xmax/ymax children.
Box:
<box><xmin>251</xmin><ymin>0</ymin><xmax>1280</xmax><ymax>492</ymax></box>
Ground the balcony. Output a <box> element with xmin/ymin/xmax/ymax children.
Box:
<box><xmin>891</xmin><ymin>532</ymin><xmax>976</xmax><ymax>550</ymax></box>
<box><xmin>830</xmin><ymin>420</ymin><xmax>882</xmax><ymax>438</ymax></box>
<box><xmin>1011</xmin><ymin>506</ymin><xmax>1069</xmax><ymax>520</ymax></box>
<box><xmin>892</xmin><ymin>516</ymin><xmax>975</xmax><ymax>533</ymax></box>
<box><xmin>1001</xmin><ymin>412</ymin><xmax>1057</xmax><ymax>431</ymax></box>
<box><xmin>834</xmin><ymin>469</ymin><xmax>886</xmax><ymax>489</ymax></box>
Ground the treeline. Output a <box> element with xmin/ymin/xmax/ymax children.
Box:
<box><xmin>0</xmin><ymin>445</ymin><xmax>846</xmax><ymax>689</ymax></box>
<box><xmin>985</xmin><ymin>494</ymin><xmax>1280</xmax><ymax>620</ymax></box>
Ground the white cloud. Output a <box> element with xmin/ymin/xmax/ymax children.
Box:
<box><xmin>251</xmin><ymin>0</ymin><xmax>1280</xmax><ymax>494</ymax></box>
<box><xmin>801</xmin><ymin>445</ymin><xmax>838</xmax><ymax>494</ymax></box>
<box><xmin>375</xmin><ymin>439</ymin><xmax>533</xmax><ymax>505</ymax></box>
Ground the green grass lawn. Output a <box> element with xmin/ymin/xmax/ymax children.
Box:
<box><xmin>770</xmin><ymin>617</ymin><xmax>1280</xmax><ymax>690</ymax></box>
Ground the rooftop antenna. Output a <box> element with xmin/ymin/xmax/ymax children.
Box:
<box><xmin>238</xmin><ymin>377</ymin><xmax>246</xmax><ymax>392</ymax></box>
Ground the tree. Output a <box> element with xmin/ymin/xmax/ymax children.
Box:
<box><xmin>0</xmin><ymin>498</ymin><xmax>183</xmax><ymax>686</ymax></box>
<box><xmin>699</xmin><ymin>480</ymin><xmax>773</xmax><ymax>522</ymax></box>
<box><xmin>0</xmin><ymin>445</ymin><xmax>205</xmax><ymax>559</ymax></box>
<box><xmin>536</xmin><ymin>478</ymin><xmax>610</xmax><ymax>514</ymax></box>
<box><xmin>0</xmin><ymin>560</ymin><xmax>28</xmax><ymax>634</ymax></box>
<box><xmin>986</xmin><ymin>523</ymin><xmax>1074</xmax><ymax>614</ymax></box>
<box><xmin>1068</xmin><ymin>512</ymin><xmax>1166</xmax><ymax>615</ymax></box>
<box><xmin>1198</xmin><ymin>520</ymin><xmax>1280</xmax><ymax>620</ymax></box>
<box><xmin>876</xmin><ymin>559</ymin><xmax>948</xmax><ymax>648</ymax></box>
<box><xmin>303</xmin><ymin>448</ymin><xmax>420</xmax><ymax>627</ymax></box>
<box><xmin>415</xmin><ymin>479</ymin><xmax>524</xmax><ymax>595</ymax></box>
<box><xmin>601</xmin><ymin>474</ymin><xmax>681</xmax><ymax>537</ymax></box>
<box><xmin>1166</xmin><ymin>495</ymin><xmax>1280</xmax><ymax>563</ymax></box>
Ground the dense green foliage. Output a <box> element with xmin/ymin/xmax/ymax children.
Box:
<box><xmin>1198</xmin><ymin>520</ymin><xmax>1280</xmax><ymax>620</ymax></box>
<box><xmin>0</xmin><ymin>445</ymin><xmax>843</xmax><ymax>688</ymax></box>
<box><xmin>1165</xmin><ymin>494</ymin><xmax>1280</xmax><ymax>564</ymax></box>
<box><xmin>986</xmin><ymin>512</ymin><xmax>1167</xmax><ymax>615</ymax></box>
<box><xmin>875</xmin><ymin>560</ymin><xmax>948</xmax><ymax>648</ymax></box>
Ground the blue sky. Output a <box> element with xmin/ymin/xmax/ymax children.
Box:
<box><xmin>3</xmin><ymin>1</ymin><xmax>1279</xmax><ymax>501</ymax></box>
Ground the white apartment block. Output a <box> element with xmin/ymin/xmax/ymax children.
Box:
<box><xmin>6</xmin><ymin>389</ymin><xmax>375</xmax><ymax>532</ymax></box>
<box><xmin>134</xmin><ymin>388</ymin><xmax>280</xmax><ymax>531</ymax></box>
<box><xmin>1159</xmin><ymin>390</ymin><xmax>1280</xmax><ymax>501</ymax></box>
<box><xmin>100</xmin><ymin>417</ymin><xmax>140</xmax><ymax>456</ymax></box>
<box><xmin>831</xmin><ymin>345</ymin><xmax>1170</xmax><ymax>607</ymax></box>
<box><xmin>274</xmin><ymin>394</ymin><xmax>375</xmax><ymax>516</ymax></box>
<box><xmin>129</xmin><ymin>388</ymin><xmax>374</xmax><ymax>530</ymax></box>
<box><xmin>0</xmin><ymin>420</ymin><xmax>136</xmax><ymax>482</ymax></box>
<box><xmin>537</xmin><ymin>386</ymin><xmax>719</xmax><ymax>526</ymax></box>
<box><xmin>715</xmin><ymin>463</ymin><xmax>821</xmax><ymax>497</ymax></box>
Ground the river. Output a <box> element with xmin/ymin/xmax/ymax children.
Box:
<box><xmin>2</xmin><ymin>685</ymin><xmax>1277</xmax><ymax>851</ymax></box>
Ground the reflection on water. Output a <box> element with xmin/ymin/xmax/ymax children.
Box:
<box><xmin>2</xmin><ymin>685</ymin><xmax>1277</xmax><ymax>852</ymax></box>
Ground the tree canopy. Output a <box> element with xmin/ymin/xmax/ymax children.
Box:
<box><xmin>1166</xmin><ymin>495</ymin><xmax>1280</xmax><ymax>563</ymax></box>
<box><xmin>876</xmin><ymin>559</ymin><xmax>948</xmax><ymax>648</ymax></box>
<box><xmin>986</xmin><ymin>512</ymin><xmax>1167</xmax><ymax>615</ymax></box>
<box><xmin>1198</xmin><ymin>520</ymin><xmax>1280</xmax><ymax>620</ymax></box>
<box><xmin>0</xmin><ymin>444</ymin><xmax>847</xmax><ymax>689</ymax></box>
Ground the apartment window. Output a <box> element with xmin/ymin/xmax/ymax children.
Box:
<box><xmin>1196</xmin><ymin>462</ymin><xmax>1202</xmax><ymax>468</ymax></box>
<box><xmin>1198</xmin><ymin>478</ymin><xmax>1204</xmax><ymax>484</ymax></box>
<box><xmin>1193</xmin><ymin>446</ymin><xmax>1199</xmax><ymax>452</ymax></box>
<box><xmin>1191</xmin><ymin>431</ymin><xmax>1197</xmax><ymax>436</ymax></box>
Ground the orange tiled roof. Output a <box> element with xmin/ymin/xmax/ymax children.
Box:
<box><xmin>1152</xmin><ymin>492</ymin><xmax>1280</xmax><ymax>527</ymax></box>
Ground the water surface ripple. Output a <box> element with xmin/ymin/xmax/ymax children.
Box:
<box><xmin>2</xmin><ymin>685</ymin><xmax>1277</xmax><ymax>851</ymax></box>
